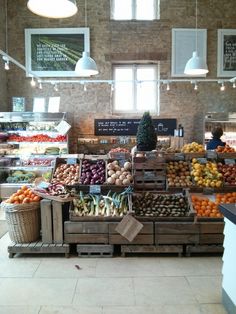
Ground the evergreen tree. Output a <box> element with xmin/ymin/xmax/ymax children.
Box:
<box><xmin>136</xmin><ymin>111</ymin><xmax>157</xmax><ymax>151</ymax></box>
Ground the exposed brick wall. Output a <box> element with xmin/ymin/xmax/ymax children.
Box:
<box><xmin>0</xmin><ymin>0</ymin><xmax>7</xmax><ymax>109</ymax></box>
<box><xmin>2</xmin><ymin>0</ymin><xmax>236</xmax><ymax>152</ymax></box>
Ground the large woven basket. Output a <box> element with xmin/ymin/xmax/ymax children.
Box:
<box><xmin>1</xmin><ymin>202</ymin><xmax>40</xmax><ymax>243</ymax></box>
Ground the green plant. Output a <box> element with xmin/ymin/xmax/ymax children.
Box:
<box><xmin>136</xmin><ymin>111</ymin><xmax>157</xmax><ymax>151</ymax></box>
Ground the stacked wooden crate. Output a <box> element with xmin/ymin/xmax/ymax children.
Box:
<box><xmin>133</xmin><ymin>154</ymin><xmax>166</xmax><ymax>191</ymax></box>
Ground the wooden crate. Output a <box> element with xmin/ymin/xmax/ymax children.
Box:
<box><xmin>217</xmin><ymin>152</ymin><xmax>236</xmax><ymax>159</ymax></box>
<box><xmin>64</xmin><ymin>221</ymin><xmax>109</xmax><ymax>244</ymax></box>
<box><xmin>155</xmin><ymin>222</ymin><xmax>199</xmax><ymax>245</ymax></box>
<box><xmin>121</xmin><ymin>244</ymin><xmax>183</xmax><ymax>257</ymax></box>
<box><xmin>108</xmin><ymin>221</ymin><xmax>154</xmax><ymax>244</ymax></box>
<box><xmin>40</xmin><ymin>199</ymin><xmax>66</xmax><ymax>244</ymax></box>
<box><xmin>198</xmin><ymin>221</ymin><xmax>225</xmax><ymax>244</ymax></box>
<box><xmin>184</xmin><ymin>152</ymin><xmax>206</xmax><ymax>161</ymax></box>
<box><xmin>133</xmin><ymin>160</ymin><xmax>166</xmax><ymax>191</ymax></box>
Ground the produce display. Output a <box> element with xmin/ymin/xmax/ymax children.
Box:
<box><xmin>51</xmin><ymin>163</ymin><xmax>80</xmax><ymax>185</ymax></box>
<box><xmin>167</xmin><ymin>160</ymin><xmax>193</xmax><ymax>187</ymax></box>
<box><xmin>181</xmin><ymin>142</ymin><xmax>205</xmax><ymax>153</ymax></box>
<box><xmin>44</xmin><ymin>147</ymin><xmax>61</xmax><ymax>155</ymax></box>
<box><xmin>80</xmin><ymin>159</ymin><xmax>106</xmax><ymax>185</ymax></box>
<box><xmin>191</xmin><ymin>193</ymin><xmax>236</xmax><ymax>218</ymax></box>
<box><xmin>106</xmin><ymin>160</ymin><xmax>133</xmax><ymax>185</ymax></box>
<box><xmin>6</xmin><ymin>170</ymin><xmax>36</xmax><ymax>183</ymax></box>
<box><xmin>191</xmin><ymin>194</ymin><xmax>222</xmax><ymax>218</ymax></box>
<box><xmin>34</xmin><ymin>183</ymin><xmax>71</xmax><ymax>198</ymax></box>
<box><xmin>162</xmin><ymin>147</ymin><xmax>181</xmax><ymax>153</ymax></box>
<box><xmin>4</xmin><ymin>185</ymin><xmax>41</xmax><ymax>204</ymax></box>
<box><xmin>216</xmin><ymin>145</ymin><xmax>235</xmax><ymax>153</ymax></box>
<box><xmin>8</xmin><ymin>134</ymin><xmax>66</xmax><ymax>142</ymax></box>
<box><xmin>71</xmin><ymin>191</ymin><xmax>129</xmax><ymax>217</ymax></box>
<box><xmin>109</xmin><ymin>147</ymin><xmax>130</xmax><ymax>153</ymax></box>
<box><xmin>27</xmin><ymin>122</ymin><xmax>57</xmax><ymax>131</ymax></box>
<box><xmin>21</xmin><ymin>157</ymin><xmax>54</xmax><ymax>166</ymax></box>
<box><xmin>215</xmin><ymin>192</ymin><xmax>236</xmax><ymax>204</ymax></box>
<box><xmin>191</xmin><ymin>159</ymin><xmax>223</xmax><ymax>188</ymax></box>
<box><xmin>133</xmin><ymin>192</ymin><xmax>190</xmax><ymax>217</ymax></box>
<box><xmin>217</xmin><ymin>162</ymin><xmax>236</xmax><ymax>185</ymax></box>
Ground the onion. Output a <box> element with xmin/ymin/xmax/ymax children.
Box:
<box><xmin>123</xmin><ymin>178</ymin><xmax>130</xmax><ymax>185</ymax></box>
<box><xmin>107</xmin><ymin>177</ymin><xmax>115</xmax><ymax>184</ymax></box>
<box><xmin>115</xmin><ymin>179</ymin><xmax>122</xmax><ymax>185</ymax></box>
<box><xmin>124</xmin><ymin>161</ymin><xmax>131</xmax><ymax>170</ymax></box>
<box><xmin>108</xmin><ymin>170</ymin><xmax>115</xmax><ymax>176</ymax></box>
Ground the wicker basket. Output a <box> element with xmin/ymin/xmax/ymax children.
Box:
<box><xmin>1</xmin><ymin>202</ymin><xmax>40</xmax><ymax>243</ymax></box>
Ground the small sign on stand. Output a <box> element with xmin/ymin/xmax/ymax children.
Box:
<box><xmin>115</xmin><ymin>214</ymin><xmax>143</xmax><ymax>242</ymax></box>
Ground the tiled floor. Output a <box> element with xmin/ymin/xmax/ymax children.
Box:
<box><xmin>0</xmin><ymin>211</ymin><xmax>227</xmax><ymax>314</ymax></box>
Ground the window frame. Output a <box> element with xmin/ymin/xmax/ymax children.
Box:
<box><xmin>112</xmin><ymin>63</ymin><xmax>160</xmax><ymax>115</ymax></box>
<box><xmin>111</xmin><ymin>0</ymin><xmax>159</xmax><ymax>21</ymax></box>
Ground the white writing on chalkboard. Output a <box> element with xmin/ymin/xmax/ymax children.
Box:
<box><xmin>95</xmin><ymin>119</ymin><xmax>177</xmax><ymax>136</ymax></box>
<box><xmin>36</xmin><ymin>43</ymin><xmax>68</xmax><ymax>63</ymax></box>
<box><xmin>223</xmin><ymin>35</ymin><xmax>236</xmax><ymax>71</ymax></box>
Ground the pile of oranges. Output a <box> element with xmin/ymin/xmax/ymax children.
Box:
<box><xmin>4</xmin><ymin>185</ymin><xmax>41</xmax><ymax>204</ymax></box>
<box><xmin>191</xmin><ymin>192</ymin><xmax>236</xmax><ymax>218</ymax></box>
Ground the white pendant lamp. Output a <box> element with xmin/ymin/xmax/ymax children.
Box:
<box><xmin>27</xmin><ymin>0</ymin><xmax>78</xmax><ymax>18</ymax></box>
<box><xmin>75</xmin><ymin>0</ymin><xmax>99</xmax><ymax>76</ymax></box>
<box><xmin>75</xmin><ymin>51</ymin><xmax>98</xmax><ymax>76</ymax></box>
<box><xmin>184</xmin><ymin>0</ymin><xmax>208</xmax><ymax>75</ymax></box>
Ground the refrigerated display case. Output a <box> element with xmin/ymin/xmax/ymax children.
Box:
<box><xmin>0</xmin><ymin>112</ymin><xmax>69</xmax><ymax>198</ymax></box>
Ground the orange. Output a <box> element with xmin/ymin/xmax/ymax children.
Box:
<box><xmin>22</xmin><ymin>197</ymin><xmax>30</xmax><ymax>203</ymax></box>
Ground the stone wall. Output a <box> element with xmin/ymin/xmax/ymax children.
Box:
<box><xmin>0</xmin><ymin>0</ymin><xmax>7</xmax><ymax>110</ymax></box>
<box><xmin>3</xmin><ymin>0</ymin><xmax>236</xmax><ymax>152</ymax></box>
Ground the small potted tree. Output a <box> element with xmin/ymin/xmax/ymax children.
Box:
<box><xmin>136</xmin><ymin>111</ymin><xmax>157</xmax><ymax>151</ymax></box>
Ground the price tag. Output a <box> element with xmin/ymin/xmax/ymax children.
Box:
<box><xmin>55</xmin><ymin>120</ymin><xmax>71</xmax><ymax>135</ymax></box>
<box><xmin>174</xmin><ymin>153</ymin><xmax>185</xmax><ymax>161</ymax></box>
<box><xmin>225</xmin><ymin>159</ymin><xmax>235</xmax><ymax>165</ymax></box>
<box><xmin>67</xmin><ymin>158</ymin><xmax>77</xmax><ymax>165</ymax></box>
<box><xmin>146</xmin><ymin>152</ymin><xmax>157</xmax><ymax>160</ymax></box>
<box><xmin>203</xmin><ymin>188</ymin><xmax>214</xmax><ymax>195</ymax></box>
<box><xmin>144</xmin><ymin>171</ymin><xmax>156</xmax><ymax>179</ymax></box>
<box><xmin>197</xmin><ymin>158</ymin><xmax>207</xmax><ymax>164</ymax></box>
<box><xmin>207</xmin><ymin>151</ymin><xmax>217</xmax><ymax>159</ymax></box>
<box><xmin>89</xmin><ymin>185</ymin><xmax>101</xmax><ymax>194</ymax></box>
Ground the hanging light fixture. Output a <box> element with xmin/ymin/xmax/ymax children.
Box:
<box><xmin>27</xmin><ymin>0</ymin><xmax>78</xmax><ymax>19</ymax></box>
<box><xmin>184</xmin><ymin>0</ymin><xmax>208</xmax><ymax>75</ymax></box>
<box><xmin>75</xmin><ymin>0</ymin><xmax>98</xmax><ymax>76</ymax></box>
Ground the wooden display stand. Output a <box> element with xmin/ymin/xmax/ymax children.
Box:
<box><xmin>8</xmin><ymin>199</ymin><xmax>69</xmax><ymax>258</ymax></box>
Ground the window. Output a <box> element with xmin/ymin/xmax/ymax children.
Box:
<box><xmin>111</xmin><ymin>0</ymin><xmax>159</xmax><ymax>20</ymax></box>
<box><xmin>33</xmin><ymin>97</ymin><xmax>46</xmax><ymax>112</ymax></box>
<box><xmin>33</xmin><ymin>97</ymin><xmax>60</xmax><ymax>112</ymax></box>
<box><xmin>113</xmin><ymin>64</ymin><xmax>159</xmax><ymax>114</ymax></box>
<box><xmin>48</xmin><ymin>97</ymin><xmax>60</xmax><ymax>112</ymax></box>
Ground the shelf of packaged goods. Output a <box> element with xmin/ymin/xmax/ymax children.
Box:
<box><xmin>7</xmin><ymin>141</ymin><xmax>67</xmax><ymax>145</ymax></box>
<box><xmin>6</xmin><ymin>130</ymin><xmax>60</xmax><ymax>135</ymax></box>
<box><xmin>0</xmin><ymin>166</ymin><xmax>53</xmax><ymax>171</ymax></box>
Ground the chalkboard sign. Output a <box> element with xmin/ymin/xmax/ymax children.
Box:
<box><xmin>94</xmin><ymin>119</ymin><xmax>177</xmax><ymax>136</ymax></box>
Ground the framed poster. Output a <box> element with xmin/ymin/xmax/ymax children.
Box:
<box><xmin>217</xmin><ymin>29</ymin><xmax>236</xmax><ymax>77</ymax></box>
<box><xmin>171</xmin><ymin>28</ymin><xmax>207</xmax><ymax>77</ymax></box>
<box><xmin>25</xmin><ymin>28</ymin><xmax>90</xmax><ymax>77</ymax></box>
<box><xmin>12</xmin><ymin>97</ymin><xmax>25</xmax><ymax>112</ymax></box>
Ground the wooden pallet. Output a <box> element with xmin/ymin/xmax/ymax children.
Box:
<box><xmin>76</xmin><ymin>244</ymin><xmax>114</xmax><ymax>257</ymax></box>
<box><xmin>8</xmin><ymin>241</ymin><xmax>70</xmax><ymax>258</ymax></box>
<box><xmin>185</xmin><ymin>244</ymin><xmax>224</xmax><ymax>256</ymax></box>
<box><xmin>121</xmin><ymin>244</ymin><xmax>183</xmax><ymax>257</ymax></box>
